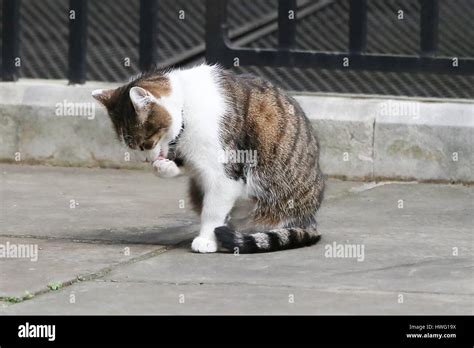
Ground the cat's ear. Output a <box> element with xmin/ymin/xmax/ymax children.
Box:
<box><xmin>92</xmin><ymin>89</ymin><xmax>114</xmax><ymax>107</ymax></box>
<box><xmin>130</xmin><ymin>87</ymin><xmax>153</xmax><ymax>111</ymax></box>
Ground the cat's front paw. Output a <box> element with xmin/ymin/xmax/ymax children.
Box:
<box><xmin>191</xmin><ymin>236</ymin><xmax>218</xmax><ymax>253</ymax></box>
<box><xmin>152</xmin><ymin>159</ymin><xmax>181</xmax><ymax>178</ymax></box>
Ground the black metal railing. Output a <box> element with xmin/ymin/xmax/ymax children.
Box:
<box><xmin>139</xmin><ymin>0</ymin><xmax>159</xmax><ymax>74</ymax></box>
<box><xmin>1</xmin><ymin>0</ymin><xmax>21</xmax><ymax>81</ymax></box>
<box><xmin>1</xmin><ymin>0</ymin><xmax>161</xmax><ymax>84</ymax></box>
<box><xmin>1</xmin><ymin>0</ymin><xmax>474</xmax><ymax>85</ymax></box>
<box><xmin>68</xmin><ymin>0</ymin><xmax>88</xmax><ymax>84</ymax></box>
<box><xmin>205</xmin><ymin>0</ymin><xmax>474</xmax><ymax>75</ymax></box>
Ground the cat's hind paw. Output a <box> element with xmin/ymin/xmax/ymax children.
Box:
<box><xmin>191</xmin><ymin>236</ymin><xmax>218</xmax><ymax>253</ymax></box>
<box><xmin>152</xmin><ymin>159</ymin><xmax>181</xmax><ymax>178</ymax></box>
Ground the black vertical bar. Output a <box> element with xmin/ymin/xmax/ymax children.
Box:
<box><xmin>278</xmin><ymin>0</ymin><xmax>296</xmax><ymax>49</ymax></box>
<box><xmin>68</xmin><ymin>0</ymin><xmax>88</xmax><ymax>84</ymax></box>
<box><xmin>2</xmin><ymin>0</ymin><xmax>21</xmax><ymax>81</ymax></box>
<box><xmin>205</xmin><ymin>0</ymin><xmax>231</xmax><ymax>67</ymax></box>
<box><xmin>420</xmin><ymin>0</ymin><xmax>439</xmax><ymax>56</ymax></box>
<box><xmin>139</xmin><ymin>0</ymin><xmax>158</xmax><ymax>71</ymax></box>
<box><xmin>349</xmin><ymin>0</ymin><xmax>367</xmax><ymax>53</ymax></box>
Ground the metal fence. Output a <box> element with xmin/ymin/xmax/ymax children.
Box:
<box><xmin>2</xmin><ymin>0</ymin><xmax>164</xmax><ymax>83</ymax></box>
<box><xmin>2</xmin><ymin>0</ymin><xmax>474</xmax><ymax>85</ymax></box>
<box><xmin>205</xmin><ymin>0</ymin><xmax>474</xmax><ymax>75</ymax></box>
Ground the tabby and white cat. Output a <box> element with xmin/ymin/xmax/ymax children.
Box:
<box><xmin>92</xmin><ymin>64</ymin><xmax>324</xmax><ymax>253</ymax></box>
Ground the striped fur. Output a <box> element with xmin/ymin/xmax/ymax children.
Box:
<box><xmin>215</xmin><ymin>226</ymin><xmax>321</xmax><ymax>253</ymax></box>
<box><xmin>212</xmin><ymin>71</ymin><xmax>325</xmax><ymax>253</ymax></box>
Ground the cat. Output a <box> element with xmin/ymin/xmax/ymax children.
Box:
<box><xmin>92</xmin><ymin>64</ymin><xmax>324</xmax><ymax>253</ymax></box>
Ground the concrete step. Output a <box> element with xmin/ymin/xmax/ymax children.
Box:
<box><xmin>0</xmin><ymin>80</ymin><xmax>472</xmax><ymax>182</ymax></box>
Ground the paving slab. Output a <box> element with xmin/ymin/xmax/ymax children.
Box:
<box><xmin>91</xmin><ymin>182</ymin><xmax>473</xmax><ymax>294</ymax></box>
<box><xmin>1</xmin><ymin>164</ymin><xmax>472</xmax><ymax>314</ymax></box>
<box><xmin>0</xmin><ymin>164</ymin><xmax>198</xmax><ymax>244</ymax></box>
<box><xmin>95</xmin><ymin>181</ymin><xmax>472</xmax><ymax>314</ymax></box>
<box><xmin>1</xmin><ymin>280</ymin><xmax>469</xmax><ymax>315</ymax></box>
<box><xmin>0</xmin><ymin>236</ymin><xmax>163</xmax><ymax>298</ymax></box>
<box><xmin>0</xmin><ymin>301</ymin><xmax>10</xmax><ymax>310</ymax></box>
<box><xmin>0</xmin><ymin>164</ymin><xmax>362</xmax><ymax>244</ymax></box>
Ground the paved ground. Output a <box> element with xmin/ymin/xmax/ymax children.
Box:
<box><xmin>0</xmin><ymin>164</ymin><xmax>472</xmax><ymax>314</ymax></box>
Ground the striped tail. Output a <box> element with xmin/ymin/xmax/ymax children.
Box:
<box><xmin>214</xmin><ymin>225</ymin><xmax>321</xmax><ymax>254</ymax></box>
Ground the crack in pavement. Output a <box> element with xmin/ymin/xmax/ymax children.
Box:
<box><xmin>0</xmin><ymin>230</ymin><xmax>196</xmax><ymax>246</ymax></box>
<box><xmin>0</xmin><ymin>243</ymin><xmax>182</xmax><ymax>304</ymax></box>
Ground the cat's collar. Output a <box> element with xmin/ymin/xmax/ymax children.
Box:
<box><xmin>169</xmin><ymin>114</ymin><xmax>185</xmax><ymax>147</ymax></box>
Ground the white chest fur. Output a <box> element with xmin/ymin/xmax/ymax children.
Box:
<box><xmin>171</xmin><ymin>65</ymin><xmax>228</xmax><ymax>176</ymax></box>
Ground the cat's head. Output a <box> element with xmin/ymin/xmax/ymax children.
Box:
<box><xmin>92</xmin><ymin>73</ymin><xmax>182</xmax><ymax>158</ymax></box>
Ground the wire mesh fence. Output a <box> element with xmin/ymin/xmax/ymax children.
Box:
<box><xmin>0</xmin><ymin>0</ymin><xmax>473</xmax><ymax>98</ymax></box>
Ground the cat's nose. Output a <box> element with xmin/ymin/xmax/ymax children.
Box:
<box><xmin>139</xmin><ymin>145</ymin><xmax>145</xmax><ymax>151</ymax></box>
